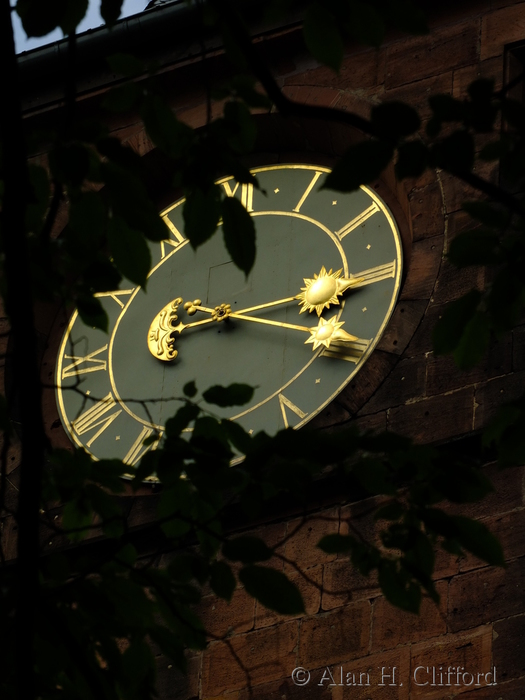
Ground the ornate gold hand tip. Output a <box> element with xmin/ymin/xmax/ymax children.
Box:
<box><xmin>147</xmin><ymin>297</ymin><xmax>182</xmax><ymax>361</ymax></box>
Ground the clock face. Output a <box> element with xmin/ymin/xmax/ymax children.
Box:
<box><xmin>55</xmin><ymin>164</ymin><xmax>402</xmax><ymax>468</ymax></box>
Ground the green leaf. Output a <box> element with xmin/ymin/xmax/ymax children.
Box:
<box><xmin>395</xmin><ymin>140</ymin><xmax>429</xmax><ymax>179</ymax></box>
<box><xmin>183</xmin><ymin>186</ymin><xmax>222</xmax><ymax>248</ymax></box>
<box><xmin>141</xmin><ymin>94</ymin><xmax>194</xmax><ymax>157</ymax></box>
<box><xmin>303</xmin><ymin>2</ymin><xmax>343</xmax><ymax>72</ymax></box>
<box><xmin>223</xmin><ymin>536</ymin><xmax>273</xmax><ymax>563</ymax></box>
<box><xmin>0</xmin><ymin>395</ymin><xmax>9</xmax><ymax>432</ymax></box>
<box><xmin>239</xmin><ymin>566</ymin><xmax>304</xmax><ymax>614</ymax></box>
<box><xmin>210</xmin><ymin>561</ymin><xmax>236</xmax><ymax>601</ymax></box>
<box><xmin>453</xmin><ymin>516</ymin><xmax>505</xmax><ymax>567</ymax></box>
<box><xmin>220</xmin><ymin>419</ymin><xmax>253</xmax><ymax>454</ymax></box>
<box><xmin>101</xmin><ymin>162</ymin><xmax>167</xmax><ymax>242</ymax></box>
<box><xmin>25</xmin><ymin>165</ymin><xmax>50</xmax><ymax>235</ymax></box>
<box><xmin>371</xmin><ymin>102</ymin><xmax>421</xmax><ymax>140</ymax></box>
<box><xmin>224</xmin><ymin>101</ymin><xmax>257</xmax><ymax>153</ymax></box>
<box><xmin>69</xmin><ymin>191</ymin><xmax>107</xmax><ymax>246</ymax></box>
<box><xmin>51</xmin><ymin>143</ymin><xmax>90</xmax><ymax>187</ymax></box>
<box><xmin>16</xmin><ymin>0</ymin><xmax>88</xmax><ymax>36</ymax></box>
<box><xmin>317</xmin><ymin>533</ymin><xmax>353</xmax><ymax>554</ymax></box>
<box><xmin>374</xmin><ymin>501</ymin><xmax>404</xmax><ymax>521</ymax></box>
<box><xmin>203</xmin><ymin>383</ymin><xmax>254</xmax><ymax>407</ymax></box>
<box><xmin>76</xmin><ymin>294</ymin><xmax>108</xmax><ymax>332</ymax></box>
<box><xmin>101</xmin><ymin>0</ymin><xmax>124</xmax><ymax>26</ymax></box>
<box><xmin>324</xmin><ymin>141</ymin><xmax>394</xmax><ymax>192</ymax></box>
<box><xmin>432</xmin><ymin>289</ymin><xmax>481</xmax><ymax>355</ymax></box>
<box><xmin>107</xmin><ymin>217</ymin><xmax>151</xmax><ymax>288</ymax></box>
<box><xmin>222</xmin><ymin>196</ymin><xmax>256</xmax><ymax>276</ymax></box>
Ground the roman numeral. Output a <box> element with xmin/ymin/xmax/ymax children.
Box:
<box><xmin>335</xmin><ymin>201</ymin><xmax>380</xmax><ymax>240</ymax></box>
<box><xmin>72</xmin><ymin>393</ymin><xmax>122</xmax><ymax>448</ymax></box>
<box><xmin>62</xmin><ymin>345</ymin><xmax>108</xmax><ymax>379</ymax></box>
<box><xmin>124</xmin><ymin>426</ymin><xmax>161</xmax><ymax>466</ymax></box>
<box><xmin>293</xmin><ymin>171</ymin><xmax>323</xmax><ymax>212</ymax></box>
<box><xmin>279</xmin><ymin>393</ymin><xmax>308</xmax><ymax>428</ymax></box>
<box><xmin>222</xmin><ymin>180</ymin><xmax>254</xmax><ymax>211</ymax></box>
<box><xmin>351</xmin><ymin>260</ymin><xmax>396</xmax><ymax>287</ymax></box>
<box><xmin>94</xmin><ymin>289</ymin><xmax>135</xmax><ymax>309</ymax></box>
<box><xmin>321</xmin><ymin>338</ymin><xmax>371</xmax><ymax>363</ymax></box>
<box><xmin>160</xmin><ymin>216</ymin><xmax>186</xmax><ymax>259</ymax></box>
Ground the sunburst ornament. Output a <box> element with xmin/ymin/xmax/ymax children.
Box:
<box><xmin>305</xmin><ymin>316</ymin><xmax>359</xmax><ymax>351</ymax></box>
<box><xmin>297</xmin><ymin>266</ymin><xmax>365</xmax><ymax>316</ymax></box>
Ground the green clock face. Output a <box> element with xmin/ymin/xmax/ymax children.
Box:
<box><xmin>56</xmin><ymin>164</ymin><xmax>402</xmax><ymax>468</ymax></box>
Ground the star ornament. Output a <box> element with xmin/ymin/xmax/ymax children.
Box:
<box><xmin>305</xmin><ymin>316</ymin><xmax>358</xmax><ymax>351</ymax></box>
<box><xmin>297</xmin><ymin>266</ymin><xmax>343</xmax><ymax>316</ymax></box>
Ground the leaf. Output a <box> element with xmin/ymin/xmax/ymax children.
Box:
<box><xmin>432</xmin><ymin>290</ymin><xmax>481</xmax><ymax>355</ymax></box>
<box><xmin>101</xmin><ymin>162</ymin><xmax>167</xmax><ymax>242</ymax></box>
<box><xmin>210</xmin><ymin>561</ymin><xmax>236</xmax><ymax>601</ymax></box>
<box><xmin>220</xmin><ymin>419</ymin><xmax>253</xmax><ymax>454</ymax></box>
<box><xmin>221</xmin><ymin>196</ymin><xmax>256</xmax><ymax>276</ymax></box>
<box><xmin>224</xmin><ymin>101</ymin><xmax>257</xmax><ymax>153</ymax></box>
<box><xmin>374</xmin><ymin>501</ymin><xmax>404</xmax><ymax>521</ymax></box>
<box><xmin>371</xmin><ymin>102</ymin><xmax>421</xmax><ymax>140</ymax></box>
<box><xmin>25</xmin><ymin>165</ymin><xmax>50</xmax><ymax>235</ymax></box>
<box><xmin>101</xmin><ymin>0</ymin><xmax>124</xmax><ymax>26</ymax></box>
<box><xmin>223</xmin><ymin>536</ymin><xmax>273</xmax><ymax>563</ymax></box>
<box><xmin>203</xmin><ymin>383</ymin><xmax>254</xmax><ymax>407</ymax></box>
<box><xmin>183</xmin><ymin>186</ymin><xmax>222</xmax><ymax>248</ymax></box>
<box><xmin>452</xmin><ymin>310</ymin><xmax>490</xmax><ymax>370</ymax></box>
<box><xmin>239</xmin><ymin>566</ymin><xmax>304</xmax><ymax>614</ymax></box>
<box><xmin>317</xmin><ymin>533</ymin><xmax>353</xmax><ymax>554</ymax></box>
<box><xmin>68</xmin><ymin>191</ymin><xmax>107</xmax><ymax>246</ymax></box>
<box><xmin>16</xmin><ymin>0</ymin><xmax>88</xmax><ymax>36</ymax></box>
<box><xmin>107</xmin><ymin>217</ymin><xmax>151</xmax><ymax>288</ymax></box>
<box><xmin>453</xmin><ymin>516</ymin><xmax>505</xmax><ymax>567</ymax></box>
<box><xmin>76</xmin><ymin>294</ymin><xmax>108</xmax><ymax>332</ymax></box>
<box><xmin>395</xmin><ymin>140</ymin><xmax>429</xmax><ymax>179</ymax></box>
<box><xmin>141</xmin><ymin>94</ymin><xmax>194</xmax><ymax>158</ymax></box>
<box><xmin>50</xmin><ymin>143</ymin><xmax>90</xmax><ymax>187</ymax></box>
<box><xmin>303</xmin><ymin>2</ymin><xmax>343</xmax><ymax>72</ymax></box>
<box><xmin>324</xmin><ymin>141</ymin><xmax>394</xmax><ymax>192</ymax></box>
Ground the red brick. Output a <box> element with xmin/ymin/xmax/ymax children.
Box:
<box><xmin>493</xmin><ymin>614</ymin><xmax>525</xmax><ymax>681</ymax></box>
<box><xmin>386</xmin><ymin>21</ymin><xmax>480</xmax><ymax>88</ymax></box>
<box><xmin>481</xmin><ymin>4</ymin><xmax>525</xmax><ymax>60</ymax></box>
<box><xmin>255</xmin><ymin>565</ymin><xmax>322</xmax><ymax>628</ymax></box>
<box><xmin>155</xmin><ymin>653</ymin><xmax>200</xmax><ymax>700</ymax></box>
<box><xmin>440</xmin><ymin>160</ymin><xmax>499</xmax><ymax>215</ymax></box>
<box><xmin>353</xmin><ymin>411</ymin><xmax>387</xmax><ymax>433</ymax></box>
<box><xmin>284</xmin><ymin>509</ymin><xmax>339</xmax><ymax>573</ymax></box>
<box><xmin>360</xmin><ymin>355</ymin><xmax>427</xmax><ymax>414</ymax></box>
<box><xmin>408</xmin><ymin>181</ymin><xmax>446</xmax><ymax>241</ymax></box>
<box><xmin>399</xmin><ymin>237</ymin><xmax>443</xmax><ymax>301</ymax></box>
<box><xmin>431</xmin><ymin>258</ymin><xmax>486</xmax><ymax>305</ymax></box>
<box><xmin>387</xmin><ymin>72</ymin><xmax>453</xmax><ymax>122</ymax></box>
<box><xmin>202</xmin><ymin>621</ymin><xmax>298</xmax><ymax>695</ymax></box>
<box><xmin>298</xmin><ymin>602</ymin><xmax>371</xmax><ymax>667</ymax></box>
<box><xmin>322</xmin><ymin>558</ymin><xmax>381</xmax><ymax>610</ymax></box>
<box><xmin>410</xmin><ymin>626</ymin><xmax>493</xmax><ymax>699</ymax></box>
<box><xmin>460</xmin><ymin>676</ymin><xmax>525</xmax><ymax>700</ymax></box>
<box><xmin>453</xmin><ymin>56</ymin><xmax>504</xmax><ymax>98</ymax></box>
<box><xmin>426</xmin><ymin>333</ymin><xmax>512</xmax><ymax>396</ymax></box>
<box><xmin>284</xmin><ymin>48</ymin><xmax>385</xmax><ymax>91</ymax></box>
<box><xmin>388</xmin><ymin>388</ymin><xmax>475</xmax><ymax>443</ymax></box>
<box><xmin>448</xmin><ymin>557</ymin><xmax>525</xmax><ymax>631</ymax></box>
<box><xmin>459</xmin><ymin>508</ymin><xmax>525</xmax><ymax>572</ymax></box>
<box><xmin>198</xmin><ymin>588</ymin><xmax>255</xmax><ymax>638</ymax></box>
<box><xmin>376</xmin><ymin>300</ymin><xmax>429</xmax><ymax>356</ymax></box>
<box><xmin>371</xmin><ymin>581</ymin><xmax>448</xmax><ymax>651</ymax></box>
<box><xmin>474</xmin><ymin>371</ymin><xmax>525</xmax><ymax>430</ymax></box>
